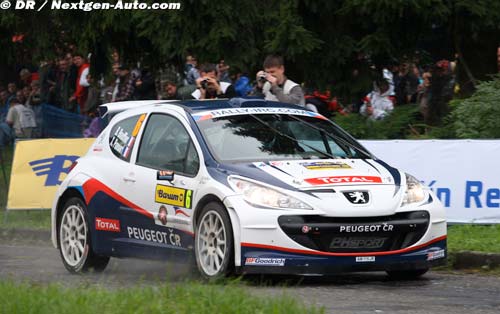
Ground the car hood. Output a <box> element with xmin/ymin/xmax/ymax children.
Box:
<box><xmin>253</xmin><ymin>159</ymin><xmax>401</xmax><ymax>188</ymax></box>
<box><xmin>216</xmin><ymin>159</ymin><xmax>402</xmax><ymax>191</ymax></box>
<box><xmin>213</xmin><ymin>159</ymin><xmax>405</xmax><ymax>215</ymax></box>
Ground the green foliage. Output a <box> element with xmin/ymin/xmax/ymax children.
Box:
<box><xmin>0</xmin><ymin>281</ymin><xmax>324</xmax><ymax>314</ymax></box>
<box><xmin>333</xmin><ymin>104</ymin><xmax>421</xmax><ymax>139</ymax></box>
<box><xmin>451</xmin><ymin>75</ymin><xmax>500</xmax><ymax>138</ymax></box>
<box><xmin>1</xmin><ymin>0</ymin><xmax>500</xmax><ymax>89</ymax></box>
<box><xmin>0</xmin><ymin>210</ymin><xmax>51</xmax><ymax>230</ymax></box>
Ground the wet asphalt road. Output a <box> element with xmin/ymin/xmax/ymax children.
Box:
<box><xmin>1</xmin><ymin>240</ymin><xmax>500</xmax><ymax>314</ymax></box>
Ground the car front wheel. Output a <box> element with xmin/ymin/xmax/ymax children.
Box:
<box><xmin>58</xmin><ymin>197</ymin><xmax>109</xmax><ymax>273</ymax></box>
<box><xmin>195</xmin><ymin>202</ymin><xmax>234</xmax><ymax>279</ymax></box>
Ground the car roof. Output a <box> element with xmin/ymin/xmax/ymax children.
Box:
<box><xmin>99</xmin><ymin>98</ymin><xmax>307</xmax><ymax>117</ymax></box>
<box><xmin>178</xmin><ymin>98</ymin><xmax>306</xmax><ymax>113</ymax></box>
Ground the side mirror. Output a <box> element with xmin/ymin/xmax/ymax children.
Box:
<box><xmin>157</xmin><ymin>170</ymin><xmax>174</xmax><ymax>182</ymax></box>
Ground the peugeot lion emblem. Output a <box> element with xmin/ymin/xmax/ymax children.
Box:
<box><xmin>344</xmin><ymin>191</ymin><xmax>369</xmax><ymax>204</ymax></box>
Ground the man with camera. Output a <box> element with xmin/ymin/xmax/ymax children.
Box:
<box><xmin>253</xmin><ymin>55</ymin><xmax>305</xmax><ymax>106</ymax></box>
<box><xmin>191</xmin><ymin>63</ymin><xmax>236</xmax><ymax>100</ymax></box>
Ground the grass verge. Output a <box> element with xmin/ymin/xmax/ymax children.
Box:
<box><xmin>0</xmin><ymin>280</ymin><xmax>323</xmax><ymax>314</ymax></box>
<box><xmin>0</xmin><ymin>210</ymin><xmax>51</xmax><ymax>230</ymax></box>
<box><xmin>447</xmin><ymin>224</ymin><xmax>500</xmax><ymax>253</ymax></box>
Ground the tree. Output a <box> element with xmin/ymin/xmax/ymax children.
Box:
<box><xmin>1</xmin><ymin>0</ymin><xmax>499</xmax><ymax>98</ymax></box>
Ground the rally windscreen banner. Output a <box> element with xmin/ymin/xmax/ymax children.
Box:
<box><xmin>361</xmin><ymin>140</ymin><xmax>500</xmax><ymax>224</ymax></box>
<box><xmin>7</xmin><ymin>138</ymin><xmax>94</xmax><ymax>210</ymax></box>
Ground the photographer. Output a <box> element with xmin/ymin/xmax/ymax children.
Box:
<box><xmin>191</xmin><ymin>63</ymin><xmax>236</xmax><ymax>100</ymax></box>
<box><xmin>253</xmin><ymin>55</ymin><xmax>305</xmax><ymax>106</ymax></box>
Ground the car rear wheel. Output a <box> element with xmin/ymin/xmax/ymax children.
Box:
<box><xmin>195</xmin><ymin>202</ymin><xmax>234</xmax><ymax>279</ymax></box>
<box><xmin>58</xmin><ymin>197</ymin><xmax>109</xmax><ymax>273</ymax></box>
<box><xmin>386</xmin><ymin>268</ymin><xmax>429</xmax><ymax>280</ymax></box>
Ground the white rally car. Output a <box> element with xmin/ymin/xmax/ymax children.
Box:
<box><xmin>51</xmin><ymin>98</ymin><xmax>446</xmax><ymax>279</ymax></box>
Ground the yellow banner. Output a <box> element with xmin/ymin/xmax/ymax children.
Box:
<box><xmin>7</xmin><ymin>139</ymin><xmax>94</xmax><ymax>210</ymax></box>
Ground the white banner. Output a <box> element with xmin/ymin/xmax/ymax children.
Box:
<box><xmin>360</xmin><ymin>140</ymin><xmax>500</xmax><ymax>223</ymax></box>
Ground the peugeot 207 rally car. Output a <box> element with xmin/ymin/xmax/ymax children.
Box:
<box><xmin>51</xmin><ymin>98</ymin><xmax>446</xmax><ymax>279</ymax></box>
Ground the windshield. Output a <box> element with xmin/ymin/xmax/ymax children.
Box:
<box><xmin>195</xmin><ymin>113</ymin><xmax>371</xmax><ymax>162</ymax></box>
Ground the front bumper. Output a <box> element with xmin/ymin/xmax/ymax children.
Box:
<box><xmin>225</xmin><ymin>195</ymin><xmax>447</xmax><ymax>275</ymax></box>
<box><xmin>237</xmin><ymin>237</ymin><xmax>446</xmax><ymax>275</ymax></box>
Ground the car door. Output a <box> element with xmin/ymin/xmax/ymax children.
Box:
<box><xmin>117</xmin><ymin>112</ymin><xmax>201</xmax><ymax>258</ymax></box>
<box><xmin>90</xmin><ymin>112</ymin><xmax>148</xmax><ymax>256</ymax></box>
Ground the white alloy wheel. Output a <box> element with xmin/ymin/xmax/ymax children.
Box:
<box><xmin>58</xmin><ymin>197</ymin><xmax>110</xmax><ymax>273</ymax></box>
<box><xmin>197</xmin><ymin>210</ymin><xmax>227</xmax><ymax>276</ymax></box>
<box><xmin>60</xmin><ymin>204</ymin><xmax>88</xmax><ymax>267</ymax></box>
<box><xmin>195</xmin><ymin>202</ymin><xmax>233</xmax><ymax>279</ymax></box>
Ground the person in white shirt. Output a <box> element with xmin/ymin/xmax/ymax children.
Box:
<box><xmin>5</xmin><ymin>93</ymin><xmax>37</xmax><ymax>138</ymax></box>
<box><xmin>360</xmin><ymin>79</ymin><xmax>394</xmax><ymax>120</ymax></box>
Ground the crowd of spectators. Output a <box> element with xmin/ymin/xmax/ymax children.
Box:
<box><xmin>0</xmin><ymin>47</ymin><xmax>458</xmax><ymax>147</ymax></box>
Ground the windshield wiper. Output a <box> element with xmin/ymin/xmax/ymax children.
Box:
<box><xmin>286</xmin><ymin>114</ymin><xmax>372</xmax><ymax>159</ymax></box>
<box><xmin>249</xmin><ymin>114</ymin><xmax>339</xmax><ymax>160</ymax></box>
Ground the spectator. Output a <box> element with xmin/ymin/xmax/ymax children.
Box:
<box><xmin>497</xmin><ymin>46</ymin><xmax>500</xmax><ymax>73</ymax></box>
<box><xmin>27</xmin><ymin>81</ymin><xmax>42</xmax><ymax>138</ymax></box>
<box><xmin>111</xmin><ymin>48</ymin><xmax>120</xmax><ymax>63</ymax></box>
<box><xmin>19</xmin><ymin>69</ymin><xmax>33</xmax><ymax>88</ymax></box>
<box><xmin>38</xmin><ymin>60</ymin><xmax>57</xmax><ymax>104</ymax></box>
<box><xmin>162</xmin><ymin>80</ymin><xmax>180</xmax><ymax>100</ymax></box>
<box><xmin>5</xmin><ymin>94</ymin><xmax>37</xmax><ymax>139</ymax></box>
<box><xmin>66</xmin><ymin>52</ymin><xmax>78</xmax><ymax>89</ymax></box>
<box><xmin>425</xmin><ymin>60</ymin><xmax>454</xmax><ymax>126</ymax></box>
<box><xmin>0</xmin><ymin>89</ymin><xmax>9</xmax><ymax>121</ymax></box>
<box><xmin>395</xmin><ymin>62</ymin><xmax>420</xmax><ymax>104</ymax></box>
<box><xmin>133</xmin><ymin>67</ymin><xmax>157</xmax><ymax>100</ymax></box>
<box><xmin>216</xmin><ymin>59</ymin><xmax>231</xmax><ymax>83</ymax></box>
<box><xmin>22</xmin><ymin>86</ymin><xmax>32</xmax><ymax>104</ymax></box>
<box><xmin>233</xmin><ymin>73</ymin><xmax>252</xmax><ymax>97</ymax></box>
<box><xmin>110</xmin><ymin>62</ymin><xmax>121</xmax><ymax>102</ymax></box>
<box><xmin>69</xmin><ymin>53</ymin><xmax>90</xmax><ymax>112</ymax></box>
<box><xmin>407</xmin><ymin>63</ymin><xmax>421</xmax><ymax>103</ymax></box>
<box><xmin>114</xmin><ymin>64</ymin><xmax>135</xmax><ymax>102</ymax></box>
<box><xmin>253</xmin><ymin>55</ymin><xmax>305</xmax><ymax>106</ymax></box>
<box><xmin>418</xmin><ymin>70</ymin><xmax>432</xmax><ymax>123</ymax></box>
<box><xmin>7</xmin><ymin>83</ymin><xmax>17</xmax><ymax>99</ymax></box>
<box><xmin>192</xmin><ymin>63</ymin><xmax>236</xmax><ymax>100</ymax></box>
<box><xmin>184</xmin><ymin>55</ymin><xmax>200</xmax><ymax>86</ymax></box>
<box><xmin>360</xmin><ymin>78</ymin><xmax>394</xmax><ymax>120</ymax></box>
<box><xmin>54</xmin><ymin>58</ymin><xmax>74</xmax><ymax>111</ymax></box>
<box><xmin>83</xmin><ymin>73</ymin><xmax>101</xmax><ymax>114</ymax></box>
<box><xmin>26</xmin><ymin>81</ymin><xmax>41</xmax><ymax>106</ymax></box>
<box><xmin>15</xmin><ymin>90</ymin><xmax>27</xmax><ymax>107</ymax></box>
<box><xmin>382</xmin><ymin>63</ymin><xmax>396</xmax><ymax>97</ymax></box>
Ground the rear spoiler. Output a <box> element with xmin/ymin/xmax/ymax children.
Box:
<box><xmin>98</xmin><ymin>100</ymin><xmax>179</xmax><ymax>118</ymax></box>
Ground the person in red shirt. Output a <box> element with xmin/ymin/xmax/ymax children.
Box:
<box><xmin>69</xmin><ymin>53</ymin><xmax>89</xmax><ymax>113</ymax></box>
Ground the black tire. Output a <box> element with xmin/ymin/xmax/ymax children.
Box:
<box><xmin>386</xmin><ymin>268</ymin><xmax>429</xmax><ymax>280</ymax></box>
<box><xmin>194</xmin><ymin>201</ymin><xmax>234</xmax><ymax>280</ymax></box>
<box><xmin>57</xmin><ymin>197</ymin><xmax>110</xmax><ymax>273</ymax></box>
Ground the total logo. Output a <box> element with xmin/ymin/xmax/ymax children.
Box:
<box><xmin>305</xmin><ymin>176</ymin><xmax>382</xmax><ymax>186</ymax></box>
<box><xmin>95</xmin><ymin>217</ymin><xmax>121</xmax><ymax>232</ymax></box>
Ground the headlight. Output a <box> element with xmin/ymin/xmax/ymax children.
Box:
<box><xmin>402</xmin><ymin>173</ymin><xmax>426</xmax><ymax>206</ymax></box>
<box><xmin>228</xmin><ymin>176</ymin><xmax>312</xmax><ymax>210</ymax></box>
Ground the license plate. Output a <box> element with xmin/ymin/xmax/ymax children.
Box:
<box><xmin>355</xmin><ymin>256</ymin><xmax>375</xmax><ymax>262</ymax></box>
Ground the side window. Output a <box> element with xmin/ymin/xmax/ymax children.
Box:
<box><xmin>137</xmin><ymin>114</ymin><xmax>200</xmax><ymax>176</ymax></box>
<box><xmin>109</xmin><ymin>114</ymin><xmax>146</xmax><ymax>162</ymax></box>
